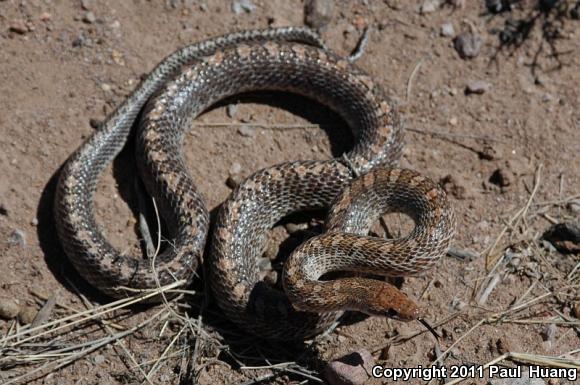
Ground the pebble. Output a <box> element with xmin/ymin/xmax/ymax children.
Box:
<box><xmin>83</xmin><ymin>11</ymin><xmax>96</xmax><ymax>24</ymax></box>
<box><xmin>285</xmin><ymin>222</ymin><xmax>308</xmax><ymax>234</ymax></box>
<box><xmin>440</xmin><ymin>22</ymin><xmax>455</xmax><ymax>37</ymax></box>
<box><xmin>229</xmin><ymin>162</ymin><xmax>242</xmax><ymax>175</ymax></box>
<box><xmin>226</xmin><ymin>174</ymin><xmax>243</xmax><ymax>189</ymax></box>
<box><xmin>454</xmin><ymin>32</ymin><xmax>483</xmax><ymax>59</ymax></box>
<box><xmin>227</xmin><ymin>163</ymin><xmax>244</xmax><ymax>188</ymax></box>
<box><xmin>9</xmin><ymin>19</ymin><xmax>30</xmax><ymax>34</ymax></box>
<box><xmin>81</xmin><ymin>0</ymin><xmax>93</xmax><ymax>10</ymax></box>
<box><xmin>8</xmin><ymin>229</ymin><xmax>26</xmax><ymax>247</ymax></box>
<box><xmin>539</xmin><ymin>239</ymin><xmax>557</xmax><ymax>253</ymax></box>
<box><xmin>18</xmin><ymin>305</ymin><xmax>38</xmax><ymax>325</ymax></box>
<box><xmin>465</xmin><ymin>80</ymin><xmax>491</xmax><ymax>95</ymax></box>
<box><xmin>39</xmin><ymin>12</ymin><xmax>52</xmax><ymax>22</ymax></box>
<box><xmin>448</xmin><ymin>116</ymin><xmax>458</xmax><ymax>126</ymax></box>
<box><xmin>540</xmin><ymin>324</ymin><xmax>557</xmax><ymax>342</ymax></box>
<box><xmin>304</xmin><ymin>0</ymin><xmax>334</xmax><ymax>29</ymax></box>
<box><xmin>489</xmin><ymin>168</ymin><xmax>511</xmax><ymax>188</ymax></box>
<box><xmin>324</xmin><ymin>349</ymin><xmax>375</xmax><ymax>385</ymax></box>
<box><xmin>420</xmin><ymin>0</ymin><xmax>442</xmax><ymax>14</ymax></box>
<box><xmin>263</xmin><ymin>239</ymin><xmax>279</xmax><ymax>261</ymax></box>
<box><xmin>237</xmin><ymin>125</ymin><xmax>255</xmax><ymax>137</ymax></box>
<box><xmin>93</xmin><ymin>354</ymin><xmax>106</xmax><ymax>365</ymax></box>
<box><xmin>566</xmin><ymin>200</ymin><xmax>580</xmax><ymax>214</ymax></box>
<box><xmin>226</xmin><ymin>104</ymin><xmax>237</xmax><ymax>118</ymax></box>
<box><xmin>0</xmin><ymin>297</ymin><xmax>20</xmax><ymax>320</ymax></box>
<box><xmin>478</xmin><ymin>144</ymin><xmax>497</xmax><ymax>160</ymax></box>
<box><xmin>231</xmin><ymin>0</ymin><xmax>256</xmax><ymax>14</ymax></box>
<box><xmin>31</xmin><ymin>218</ymin><xmax>39</xmax><ymax>226</ymax></box>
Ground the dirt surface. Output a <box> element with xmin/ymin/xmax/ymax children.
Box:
<box><xmin>0</xmin><ymin>0</ymin><xmax>579</xmax><ymax>384</ymax></box>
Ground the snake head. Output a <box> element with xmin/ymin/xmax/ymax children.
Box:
<box><xmin>365</xmin><ymin>283</ymin><xmax>421</xmax><ymax>322</ymax></box>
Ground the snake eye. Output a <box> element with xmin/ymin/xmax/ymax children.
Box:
<box><xmin>386</xmin><ymin>309</ymin><xmax>400</xmax><ymax>318</ymax></box>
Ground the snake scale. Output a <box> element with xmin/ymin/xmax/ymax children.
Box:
<box><xmin>54</xmin><ymin>27</ymin><xmax>455</xmax><ymax>340</ymax></box>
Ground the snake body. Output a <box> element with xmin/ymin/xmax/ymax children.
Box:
<box><xmin>54</xmin><ymin>27</ymin><xmax>455</xmax><ymax>340</ymax></box>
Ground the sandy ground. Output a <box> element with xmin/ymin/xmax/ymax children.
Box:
<box><xmin>0</xmin><ymin>0</ymin><xmax>579</xmax><ymax>384</ymax></box>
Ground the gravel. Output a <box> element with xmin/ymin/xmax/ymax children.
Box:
<box><xmin>304</xmin><ymin>0</ymin><xmax>334</xmax><ymax>29</ymax></box>
<box><xmin>454</xmin><ymin>32</ymin><xmax>483</xmax><ymax>59</ymax></box>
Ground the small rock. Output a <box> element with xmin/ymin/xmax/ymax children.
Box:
<box><xmin>566</xmin><ymin>200</ymin><xmax>580</xmax><ymax>214</ymax></box>
<box><xmin>478</xmin><ymin>144</ymin><xmax>497</xmax><ymax>160</ymax></box>
<box><xmin>325</xmin><ymin>349</ymin><xmax>376</xmax><ymax>385</ymax></box>
<box><xmin>539</xmin><ymin>239</ymin><xmax>557</xmax><ymax>253</ymax></box>
<box><xmin>226</xmin><ymin>104</ymin><xmax>237</xmax><ymax>118</ymax></box>
<box><xmin>542</xmin><ymin>221</ymin><xmax>580</xmax><ymax>253</ymax></box>
<box><xmin>31</xmin><ymin>218</ymin><xmax>38</xmax><ymax>226</ymax></box>
<box><xmin>81</xmin><ymin>0</ymin><xmax>93</xmax><ymax>10</ymax></box>
<box><xmin>93</xmin><ymin>354</ymin><xmax>106</xmax><ymax>365</ymax></box>
<box><xmin>541</xmin><ymin>324</ymin><xmax>557</xmax><ymax>342</ymax></box>
<box><xmin>572</xmin><ymin>302</ymin><xmax>580</xmax><ymax>318</ymax></box>
<box><xmin>229</xmin><ymin>162</ymin><xmax>242</xmax><ymax>175</ymax></box>
<box><xmin>18</xmin><ymin>305</ymin><xmax>38</xmax><ymax>325</ymax></box>
<box><xmin>351</xmin><ymin>14</ymin><xmax>367</xmax><ymax>30</ymax></box>
<box><xmin>82</xmin><ymin>11</ymin><xmax>96</xmax><ymax>24</ymax></box>
<box><xmin>454</xmin><ymin>32</ymin><xmax>483</xmax><ymax>59</ymax></box>
<box><xmin>541</xmin><ymin>93</ymin><xmax>553</xmax><ymax>103</ymax></box>
<box><xmin>263</xmin><ymin>270</ymin><xmax>278</xmax><ymax>286</ymax></box>
<box><xmin>237</xmin><ymin>125</ymin><xmax>255</xmax><ymax>137</ymax></box>
<box><xmin>9</xmin><ymin>19</ymin><xmax>30</xmax><ymax>34</ymax></box>
<box><xmin>263</xmin><ymin>240</ymin><xmax>279</xmax><ymax>261</ymax></box>
<box><xmin>285</xmin><ymin>222</ymin><xmax>308</xmax><ymax>234</ymax></box>
<box><xmin>8</xmin><ymin>229</ymin><xmax>26</xmax><ymax>247</ymax></box>
<box><xmin>489</xmin><ymin>168</ymin><xmax>511</xmax><ymax>188</ymax></box>
<box><xmin>231</xmin><ymin>0</ymin><xmax>255</xmax><ymax>14</ymax></box>
<box><xmin>226</xmin><ymin>174</ymin><xmax>243</xmax><ymax>189</ymax></box>
<box><xmin>0</xmin><ymin>297</ymin><xmax>20</xmax><ymax>320</ymax></box>
<box><xmin>226</xmin><ymin>163</ymin><xmax>244</xmax><ymax>188</ymax></box>
<box><xmin>449</xmin><ymin>116</ymin><xmax>458</xmax><ymax>126</ymax></box>
<box><xmin>39</xmin><ymin>12</ymin><xmax>52</xmax><ymax>22</ymax></box>
<box><xmin>440</xmin><ymin>22</ymin><xmax>455</xmax><ymax>37</ymax></box>
<box><xmin>420</xmin><ymin>0</ymin><xmax>442</xmax><ymax>14</ymax></box>
<box><xmin>465</xmin><ymin>80</ymin><xmax>491</xmax><ymax>95</ymax></box>
<box><xmin>101</xmin><ymin>83</ymin><xmax>112</xmax><ymax>92</ymax></box>
<box><xmin>111</xmin><ymin>50</ymin><xmax>125</xmax><ymax>66</ymax></box>
<box><xmin>304</xmin><ymin>0</ymin><xmax>334</xmax><ymax>29</ymax></box>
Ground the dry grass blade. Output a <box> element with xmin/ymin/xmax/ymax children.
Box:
<box><xmin>2</xmin><ymin>308</ymin><xmax>169</xmax><ymax>385</ymax></box>
<box><xmin>0</xmin><ymin>280</ymin><xmax>186</xmax><ymax>347</ymax></box>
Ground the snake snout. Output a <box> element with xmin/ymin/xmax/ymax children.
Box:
<box><xmin>363</xmin><ymin>282</ymin><xmax>421</xmax><ymax>322</ymax></box>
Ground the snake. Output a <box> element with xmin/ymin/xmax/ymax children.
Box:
<box><xmin>54</xmin><ymin>26</ymin><xmax>455</xmax><ymax>340</ymax></box>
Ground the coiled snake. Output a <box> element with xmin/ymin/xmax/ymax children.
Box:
<box><xmin>54</xmin><ymin>27</ymin><xmax>455</xmax><ymax>340</ymax></box>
